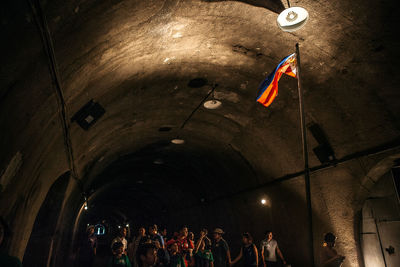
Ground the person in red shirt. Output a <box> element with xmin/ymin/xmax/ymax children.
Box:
<box><xmin>177</xmin><ymin>226</ymin><xmax>194</xmax><ymax>266</ymax></box>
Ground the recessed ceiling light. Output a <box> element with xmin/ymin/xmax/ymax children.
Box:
<box><xmin>277</xmin><ymin>6</ymin><xmax>309</xmax><ymax>32</ymax></box>
<box><xmin>171</xmin><ymin>138</ymin><xmax>185</xmax><ymax>145</ymax></box>
<box><xmin>153</xmin><ymin>159</ymin><xmax>164</xmax><ymax>165</ymax></box>
<box><xmin>159</xmin><ymin>126</ymin><xmax>172</xmax><ymax>132</ymax></box>
<box><xmin>188</xmin><ymin>78</ymin><xmax>208</xmax><ymax>88</ymax></box>
<box><xmin>204</xmin><ymin>100</ymin><xmax>222</xmax><ymax>109</ymax></box>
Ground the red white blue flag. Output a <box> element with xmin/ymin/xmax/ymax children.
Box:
<box><xmin>256</xmin><ymin>53</ymin><xmax>297</xmax><ymax>107</ymax></box>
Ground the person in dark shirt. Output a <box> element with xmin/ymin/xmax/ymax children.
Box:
<box><xmin>137</xmin><ymin>243</ymin><xmax>158</xmax><ymax>267</ymax></box>
<box><xmin>154</xmin><ymin>240</ymin><xmax>170</xmax><ymax>267</ymax></box>
<box><xmin>168</xmin><ymin>241</ymin><xmax>186</xmax><ymax>267</ymax></box>
<box><xmin>149</xmin><ymin>224</ymin><xmax>165</xmax><ymax>248</ymax></box>
<box><xmin>231</xmin><ymin>233</ymin><xmax>258</xmax><ymax>267</ymax></box>
<box><xmin>78</xmin><ymin>225</ymin><xmax>97</xmax><ymax>267</ymax></box>
<box><xmin>211</xmin><ymin>228</ymin><xmax>231</xmax><ymax>267</ymax></box>
<box><xmin>320</xmin><ymin>233</ymin><xmax>345</xmax><ymax>267</ymax></box>
<box><xmin>109</xmin><ymin>241</ymin><xmax>132</xmax><ymax>267</ymax></box>
<box><xmin>0</xmin><ymin>216</ymin><xmax>22</xmax><ymax>267</ymax></box>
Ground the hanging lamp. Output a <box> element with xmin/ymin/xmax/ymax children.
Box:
<box><xmin>277</xmin><ymin>1</ymin><xmax>309</xmax><ymax>32</ymax></box>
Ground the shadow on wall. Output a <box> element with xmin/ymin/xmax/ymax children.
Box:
<box><xmin>201</xmin><ymin>0</ymin><xmax>285</xmax><ymax>14</ymax></box>
<box><xmin>23</xmin><ymin>171</ymin><xmax>71</xmax><ymax>267</ymax></box>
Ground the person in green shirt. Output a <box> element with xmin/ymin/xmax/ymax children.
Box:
<box><xmin>108</xmin><ymin>241</ymin><xmax>132</xmax><ymax>267</ymax></box>
<box><xmin>0</xmin><ymin>216</ymin><xmax>22</xmax><ymax>267</ymax></box>
<box><xmin>194</xmin><ymin>229</ymin><xmax>214</xmax><ymax>267</ymax></box>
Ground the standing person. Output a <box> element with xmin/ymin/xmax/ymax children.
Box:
<box><xmin>0</xmin><ymin>216</ymin><xmax>22</xmax><ymax>267</ymax></box>
<box><xmin>177</xmin><ymin>225</ymin><xmax>194</xmax><ymax>265</ymax></box>
<box><xmin>168</xmin><ymin>241</ymin><xmax>186</xmax><ymax>267</ymax></box>
<box><xmin>108</xmin><ymin>241</ymin><xmax>132</xmax><ymax>267</ymax></box>
<box><xmin>211</xmin><ymin>228</ymin><xmax>231</xmax><ymax>267</ymax></box>
<box><xmin>194</xmin><ymin>229</ymin><xmax>214</xmax><ymax>267</ymax></box>
<box><xmin>136</xmin><ymin>243</ymin><xmax>158</xmax><ymax>267</ymax></box>
<box><xmin>154</xmin><ymin>240</ymin><xmax>170</xmax><ymax>267</ymax></box>
<box><xmin>320</xmin><ymin>233</ymin><xmax>345</xmax><ymax>267</ymax></box>
<box><xmin>112</xmin><ymin>227</ymin><xmax>129</xmax><ymax>255</ymax></box>
<box><xmin>149</xmin><ymin>224</ymin><xmax>165</xmax><ymax>248</ymax></box>
<box><xmin>260</xmin><ymin>231</ymin><xmax>286</xmax><ymax>267</ymax></box>
<box><xmin>77</xmin><ymin>225</ymin><xmax>97</xmax><ymax>267</ymax></box>
<box><xmin>132</xmin><ymin>227</ymin><xmax>149</xmax><ymax>267</ymax></box>
<box><xmin>188</xmin><ymin>232</ymin><xmax>195</xmax><ymax>245</ymax></box>
<box><xmin>160</xmin><ymin>227</ymin><xmax>168</xmax><ymax>243</ymax></box>
<box><xmin>231</xmin><ymin>233</ymin><xmax>258</xmax><ymax>267</ymax></box>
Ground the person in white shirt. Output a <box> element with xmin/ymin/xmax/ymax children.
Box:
<box><xmin>260</xmin><ymin>230</ymin><xmax>286</xmax><ymax>267</ymax></box>
<box><xmin>112</xmin><ymin>227</ymin><xmax>129</xmax><ymax>255</ymax></box>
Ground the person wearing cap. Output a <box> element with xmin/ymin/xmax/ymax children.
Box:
<box><xmin>77</xmin><ymin>224</ymin><xmax>97</xmax><ymax>267</ymax></box>
<box><xmin>211</xmin><ymin>228</ymin><xmax>231</xmax><ymax>267</ymax></box>
<box><xmin>320</xmin><ymin>232</ymin><xmax>345</xmax><ymax>267</ymax></box>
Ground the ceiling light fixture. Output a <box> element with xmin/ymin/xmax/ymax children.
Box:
<box><xmin>277</xmin><ymin>1</ymin><xmax>309</xmax><ymax>32</ymax></box>
<box><xmin>171</xmin><ymin>138</ymin><xmax>185</xmax><ymax>145</ymax></box>
<box><xmin>203</xmin><ymin>99</ymin><xmax>222</xmax><ymax>109</ymax></box>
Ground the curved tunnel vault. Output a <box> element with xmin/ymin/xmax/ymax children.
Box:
<box><xmin>1</xmin><ymin>0</ymin><xmax>400</xmax><ymax>267</ymax></box>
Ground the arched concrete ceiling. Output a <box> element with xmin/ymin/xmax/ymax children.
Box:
<box><xmin>1</xmin><ymin>0</ymin><xmax>400</xmax><ymax>264</ymax></box>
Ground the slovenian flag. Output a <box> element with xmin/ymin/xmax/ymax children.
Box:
<box><xmin>256</xmin><ymin>53</ymin><xmax>297</xmax><ymax>107</ymax></box>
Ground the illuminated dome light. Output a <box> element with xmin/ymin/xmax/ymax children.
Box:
<box><xmin>171</xmin><ymin>138</ymin><xmax>185</xmax><ymax>145</ymax></box>
<box><xmin>261</xmin><ymin>199</ymin><xmax>267</xmax><ymax>205</ymax></box>
<box><xmin>204</xmin><ymin>100</ymin><xmax>222</xmax><ymax>110</ymax></box>
<box><xmin>277</xmin><ymin>7</ymin><xmax>309</xmax><ymax>32</ymax></box>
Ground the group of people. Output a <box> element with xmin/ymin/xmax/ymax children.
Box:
<box><xmin>79</xmin><ymin>223</ymin><xmax>346</xmax><ymax>267</ymax></box>
<box><xmin>78</xmin><ymin>224</ymin><xmax>288</xmax><ymax>267</ymax></box>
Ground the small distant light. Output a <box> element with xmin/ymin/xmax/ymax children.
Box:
<box><xmin>154</xmin><ymin>159</ymin><xmax>164</xmax><ymax>165</ymax></box>
<box><xmin>172</xmin><ymin>32</ymin><xmax>183</xmax><ymax>38</ymax></box>
<box><xmin>261</xmin><ymin>199</ymin><xmax>267</xmax><ymax>205</ymax></box>
<box><xmin>118</xmin><ymin>225</ymin><xmax>121</xmax><ymax>229</ymax></box>
<box><xmin>204</xmin><ymin>100</ymin><xmax>222</xmax><ymax>109</ymax></box>
<box><xmin>171</xmin><ymin>138</ymin><xmax>185</xmax><ymax>145</ymax></box>
<box><xmin>126</xmin><ymin>224</ymin><xmax>129</xmax><ymax>227</ymax></box>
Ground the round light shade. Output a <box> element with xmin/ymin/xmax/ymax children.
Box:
<box><xmin>204</xmin><ymin>100</ymin><xmax>222</xmax><ymax>109</ymax></box>
<box><xmin>277</xmin><ymin>7</ymin><xmax>309</xmax><ymax>32</ymax></box>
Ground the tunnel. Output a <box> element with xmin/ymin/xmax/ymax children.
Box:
<box><xmin>1</xmin><ymin>0</ymin><xmax>400</xmax><ymax>267</ymax></box>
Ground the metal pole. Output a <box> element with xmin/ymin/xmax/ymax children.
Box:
<box><xmin>296</xmin><ymin>43</ymin><xmax>315</xmax><ymax>266</ymax></box>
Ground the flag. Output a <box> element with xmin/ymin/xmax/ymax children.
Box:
<box><xmin>256</xmin><ymin>53</ymin><xmax>297</xmax><ymax>107</ymax></box>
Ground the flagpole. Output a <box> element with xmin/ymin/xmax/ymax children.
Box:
<box><xmin>296</xmin><ymin>43</ymin><xmax>315</xmax><ymax>266</ymax></box>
